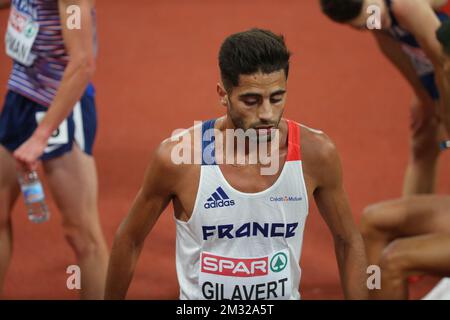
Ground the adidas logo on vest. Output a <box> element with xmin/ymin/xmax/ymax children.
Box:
<box><xmin>204</xmin><ymin>187</ymin><xmax>235</xmax><ymax>209</ymax></box>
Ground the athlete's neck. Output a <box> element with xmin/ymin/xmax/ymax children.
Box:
<box><xmin>214</xmin><ymin>116</ymin><xmax>288</xmax><ymax>165</ymax></box>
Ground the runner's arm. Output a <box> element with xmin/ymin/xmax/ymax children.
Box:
<box><xmin>393</xmin><ymin>0</ymin><xmax>450</xmax><ymax>136</ymax></box>
<box><xmin>13</xmin><ymin>0</ymin><xmax>96</xmax><ymax>169</ymax></box>
<box><xmin>373</xmin><ymin>31</ymin><xmax>436</xmax><ymax>105</ymax></box>
<box><xmin>105</xmin><ymin>142</ymin><xmax>177</xmax><ymax>300</ymax></box>
<box><xmin>313</xmin><ymin>135</ymin><xmax>368</xmax><ymax>300</ymax></box>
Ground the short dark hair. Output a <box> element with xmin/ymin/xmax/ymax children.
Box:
<box><xmin>219</xmin><ymin>28</ymin><xmax>291</xmax><ymax>91</ymax></box>
<box><xmin>320</xmin><ymin>0</ymin><xmax>364</xmax><ymax>23</ymax></box>
<box><xmin>437</xmin><ymin>20</ymin><xmax>450</xmax><ymax>55</ymax></box>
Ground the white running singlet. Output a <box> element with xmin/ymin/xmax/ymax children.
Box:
<box><xmin>175</xmin><ymin>119</ymin><xmax>309</xmax><ymax>300</ymax></box>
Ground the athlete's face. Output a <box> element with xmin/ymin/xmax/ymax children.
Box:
<box><xmin>348</xmin><ymin>0</ymin><xmax>391</xmax><ymax>30</ymax></box>
<box><xmin>218</xmin><ymin>70</ymin><xmax>287</xmax><ymax>141</ymax></box>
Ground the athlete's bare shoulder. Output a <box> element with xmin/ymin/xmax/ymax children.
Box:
<box><xmin>300</xmin><ymin>125</ymin><xmax>337</xmax><ymax>161</ymax></box>
<box><xmin>300</xmin><ymin>125</ymin><xmax>341</xmax><ymax>188</ymax></box>
<box><xmin>148</xmin><ymin>123</ymin><xmax>201</xmax><ymax>191</ymax></box>
<box><xmin>157</xmin><ymin>123</ymin><xmax>200</xmax><ymax>166</ymax></box>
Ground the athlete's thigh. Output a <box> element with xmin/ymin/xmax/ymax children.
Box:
<box><xmin>367</xmin><ymin>195</ymin><xmax>450</xmax><ymax>237</ymax></box>
<box><xmin>387</xmin><ymin>233</ymin><xmax>450</xmax><ymax>276</ymax></box>
<box><xmin>0</xmin><ymin>145</ymin><xmax>20</xmax><ymax>218</ymax></box>
<box><xmin>42</xmin><ymin>144</ymin><xmax>98</xmax><ymax>221</ymax></box>
<box><xmin>399</xmin><ymin>196</ymin><xmax>450</xmax><ymax>236</ymax></box>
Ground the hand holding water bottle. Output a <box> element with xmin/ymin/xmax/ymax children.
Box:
<box><xmin>17</xmin><ymin>170</ymin><xmax>50</xmax><ymax>223</ymax></box>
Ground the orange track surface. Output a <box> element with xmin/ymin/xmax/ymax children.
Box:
<box><xmin>0</xmin><ymin>0</ymin><xmax>449</xmax><ymax>299</ymax></box>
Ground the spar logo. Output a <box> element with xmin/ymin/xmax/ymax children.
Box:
<box><xmin>204</xmin><ymin>187</ymin><xmax>235</xmax><ymax>209</ymax></box>
<box><xmin>201</xmin><ymin>253</ymin><xmax>268</xmax><ymax>277</ymax></box>
<box><xmin>24</xmin><ymin>22</ymin><xmax>37</xmax><ymax>38</ymax></box>
<box><xmin>270</xmin><ymin>252</ymin><xmax>288</xmax><ymax>273</ymax></box>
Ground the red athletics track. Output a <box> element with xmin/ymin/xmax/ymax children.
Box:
<box><xmin>0</xmin><ymin>0</ymin><xmax>449</xmax><ymax>300</ymax></box>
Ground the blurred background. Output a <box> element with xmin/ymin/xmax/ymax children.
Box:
<box><xmin>0</xmin><ymin>0</ymin><xmax>449</xmax><ymax>299</ymax></box>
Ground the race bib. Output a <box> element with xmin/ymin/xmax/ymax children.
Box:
<box><xmin>199</xmin><ymin>249</ymin><xmax>292</xmax><ymax>300</ymax></box>
<box><xmin>35</xmin><ymin>112</ymin><xmax>69</xmax><ymax>153</ymax></box>
<box><xmin>5</xmin><ymin>6</ymin><xmax>39</xmax><ymax>66</ymax></box>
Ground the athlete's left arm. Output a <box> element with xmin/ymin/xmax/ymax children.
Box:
<box><xmin>393</xmin><ymin>0</ymin><xmax>450</xmax><ymax>136</ymax></box>
<box><xmin>13</xmin><ymin>0</ymin><xmax>96</xmax><ymax>170</ymax></box>
<box><xmin>312</xmin><ymin>135</ymin><xmax>368</xmax><ymax>300</ymax></box>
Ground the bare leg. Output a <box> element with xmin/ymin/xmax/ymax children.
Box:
<box><xmin>43</xmin><ymin>145</ymin><xmax>108</xmax><ymax>299</ymax></box>
<box><xmin>378</xmin><ymin>233</ymin><xmax>450</xmax><ymax>299</ymax></box>
<box><xmin>361</xmin><ymin>195</ymin><xmax>450</xmax><ymax>299</ymax></box>
<box><xmin>402</xmin><ymin>97</ymin><xmax>441</xmax><ymax>195</ymax></box>
<box><xmin>0</xmin><ymin>146</ymin><xmax>19</xmax><ymax>294</ymax></box>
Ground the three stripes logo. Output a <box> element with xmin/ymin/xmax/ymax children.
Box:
<box><xmin>204</xmin><ymin>187</ymin><xmax>236</xmax><ymax>209</ymax></box>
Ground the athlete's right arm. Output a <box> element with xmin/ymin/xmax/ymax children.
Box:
<box><xmin>372</xmin><ymin>31</ymin><xmax>435</xmax><ymax>105</ymax></box>
<box><xmin>104</xmin><ymin>141</ymin><xmax>179</xmax><ymax>300</ymax></box>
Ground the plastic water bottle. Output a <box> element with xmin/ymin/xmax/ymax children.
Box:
<box><xmin>440</xmin><ymin>140</ymin><xmax>450</xmax><ymax>151</ymax></box>
<box><xmin>17</xmin><ymin>170</ymin><xmax>50</xmax><ymax>223</ymax></box>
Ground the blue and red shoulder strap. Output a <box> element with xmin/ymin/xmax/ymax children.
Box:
<box><xmin>287</xmin><ymin>120</ymin><xmax>301</xmax><ymax>162</ymax></box>
<box><xmin>201</xmin><ymin>119</ymin><xmax>302</xmax><ymax>164</ymax></box>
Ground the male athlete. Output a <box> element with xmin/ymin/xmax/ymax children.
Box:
<box><xmin>104</xmin><ymin>29</ymin><xmax>368</xmax><ymax>300</ymax></box>
<box><xmin>321</xmin><ymin>0</ymin><xmax>450</xmax><ymax>299</ymax></box>
<box><xmin>359</xmin><ymin>24</ymin><xmax>450</xmax><ymax>300</ymax></box>
<box><xmin>361</xmin><ymin>194</ymin><xmax>450</xmax><ymax>299</ymax></box>
<box><xmin>320</xmin><ymin>0</ymin><xmax>450</xmax><ymax>195</ymax></box>
<box><xmin>0</xmin><ymin>0</ymin><xmax>108</xmax><ymax>299</ymax></box>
